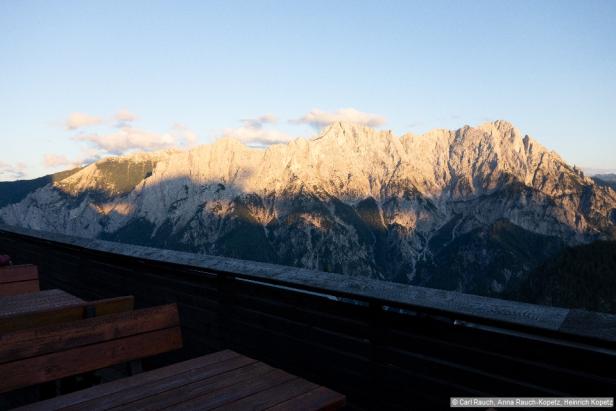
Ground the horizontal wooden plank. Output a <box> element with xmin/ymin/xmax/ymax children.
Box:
<box><xmin>0</xmin><ymin>289</ymin><xmax>83</xmax><ymax>318</ymax></box>
<box><xmin>17</xmin><ymin>350</ymin><xmax>241</xmax><ymax>411</ymax></box>
<box><xmin>382</xmin><ymin>346</ymin><xmax>566</xmax><ymax>396</ymax></box>
<box><xmin>265</xmin><ymin>386</ymin><xmax>346</xmax><ymax>411</ymax></box>
<box><xmin>214</xmin><ymin>377</ymin><xmax>319</xmax><ymax>411</ymax></box>
<box><xmin>62</xmin><ymin>354</ymin><xmax>259</xmax><ymax>411</ymax></box>
<box><xmin>0</xmin><ymin>303</ymin><xmax>179</xmax><ymax>363</ymax></box>
<box><xmin>0</xmin><ymin>295</ymin><xmax>134</xmax><ymax>333</ymax></box>
<box><xmin>386</xmin><ymin>313</ymin><xmax>616</xmax><ymax>380</ymax></box>
<box><xmin>0</xmin><ymin>326</ymin><xmax>182</xmax><ymax>393</ymax></box>
<box><xmin>164</xmin><ymin>370</ymin><xmax>296</xmax><ymax>411</ymax></box>
<box><xmin>0</xmin><ymin>280</ymin><xmax>39</xmax><ymax>296</ymax></box>
<box><xmin>0</xmin><ymin>265</ymin><xmax>38</xmax><ymax>283</ymax></box>
<box><xmin>110</xmin><ymin>363</ymin><xmax>280</xmax><ymax>411</ymax></box>
<box><xmin>386</xmin><ymin>326</ymin><xmax>616</xmax><ymax>394</ymax></box>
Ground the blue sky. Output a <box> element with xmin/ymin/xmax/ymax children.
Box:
<box><xmin>1</xmin><ymin>0</ymin><xmax>615</xmax><ymax>180</ymax></box>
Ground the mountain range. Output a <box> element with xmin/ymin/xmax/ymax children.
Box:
<box><xmin>1</xmin><ymin>120</ymin><xmax>615</xmax><ymax>305</ymax></box>
<box><xmin>593</xmin><ymin>174</ymin><xmax>616</xmax><ymax>191</ymax></box>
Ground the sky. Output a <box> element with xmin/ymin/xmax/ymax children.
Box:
<box><xmin>1</xmin><ymin>0</ymin><xmax>615</xmax><ymax>181</ymax></box>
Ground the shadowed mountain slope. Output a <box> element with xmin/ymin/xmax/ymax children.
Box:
<box><xmin>508</xmin><ymin>240</ymin><xmax>616</xmax><ymax>314</ymax></box>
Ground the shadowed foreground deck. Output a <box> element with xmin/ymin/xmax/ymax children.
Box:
<box><xmin>0</xmin><ymin>224</ymin><xmax>615</xmax><ymax>409</ymax></box>
<box><xmin>16</xmin><ymin>350</ymin><xmax>345</xmax><ymax>411</ymax></box>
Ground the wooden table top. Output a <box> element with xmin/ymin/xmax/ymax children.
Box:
<box><xmin>0</xmin><ymin>289</ymin><xmax>84</xmax><ymax>319</ymax></box>
<box><xmin>18</xmin><ymin>349</ymin><xmax>346</xmax><ymax>411</ymax></box>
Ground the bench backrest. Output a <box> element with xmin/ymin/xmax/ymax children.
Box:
<box><xmin>0</xmin><ymin>265</ymin><xmax>39</xmax><ymax>296</ymax></box>
<box><xmin>0</xmin><ymin>303</ymin><xmax>182</xmax><ymax>393</ymax></box>
<box><xmin>0</xmin><ymin>295</ymin><xmax>135</xmax><ymax>333</ymax></box>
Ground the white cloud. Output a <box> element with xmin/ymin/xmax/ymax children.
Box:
<box><xmin>223</xmin><ymin>127</ymin><xmax>293</xmax><ymax>146</ymax></box>
<box><xmin>73</xmin><ymin>125</ymin><xmax>199</xmax><ymax>155</ymax></box>
<box><xmin>296</xmin><ymin>108</ymin><xmax>386</xmax><ymax>129</ymax></box>
<box><xmin>113</xmin><ymin>109</ymin><xmax>139</xmax><ymax>128</ymax></box>
<box><xmin>43</xmin><ymin>149</ymin><xmax>101</xmax><ymax>170</ymax></box>
<box><xmin>172</xmin><ymin>123</ymin><xmax>199</xmax><ymax>148</ymax></box>
<box><xmin>65</xmin><ymin>112</ymin><xmax>103</xmax><ymax>130</ymax></box>
<box><xmin>44</xmin><ymin>112</ymin><xmax>201</xmax><ymax>174</ymax></box>
<box><xmin>43</xmin><ymin>154</ymin><xmax>72</xmax><ymax>168</ymax></box>
<box><xmin>240</xmin><ymin>114</ymin><xmax>277</xmax><ymax>129</ymax></box>
<box><xmin>0</xmin><ymin>161</ymin><xmax>27</xmax><ymax>181</ymax></box>
<box><xmin>114</xmin><ymin>109</ymin><xmax>138</xmax><ymax>123</ymax></box>
<box><xmin>223</xmin><ymin>115</ymin><xmax>293</xmax><ymax>146</ymax></box>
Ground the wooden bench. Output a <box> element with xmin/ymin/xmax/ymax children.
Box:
<box><xmin>16</xmin><ymin>350</ymin><xmax>346</xmax><ymax>411</ymax></box>
<box><xmin>0</xmin><ymin>303</ymin><xmax>182</xmax><ymax>394</ymax></box>
<box><xmin>0</xmin><ymin>264</ymin><xmax>39</xmax><ymax>296</ymax></box>
<box><xmin>0</xmin><ymin>294</ymin><xmax>134</xmax><ymax>333</ymax></box>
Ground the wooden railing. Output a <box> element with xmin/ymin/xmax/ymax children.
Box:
<box><xmin>1</xmin><ymin>224</ymin><xmax>615</xmax><ymax>409</ymax></box>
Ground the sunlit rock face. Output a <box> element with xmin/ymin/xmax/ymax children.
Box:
<box><xmin>1</xmin><ymin>120</ymin><xmax>615</xmax><ymax>296</ymax></box>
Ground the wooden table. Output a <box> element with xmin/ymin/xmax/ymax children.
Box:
<box><xmin>18</xmin><ymin>349</ymin><xmax>346</xmax><ymax>411</ymax></box>
<box><xmin>0</xmin><ymin>289</ymin><xmax>84</xmax><ymax>319</ymax></box>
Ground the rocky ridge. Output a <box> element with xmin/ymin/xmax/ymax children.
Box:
<box><xmin>1</xmin><ymin>120</ymin><xmax>615</xmax><ymax>296</ymax></box>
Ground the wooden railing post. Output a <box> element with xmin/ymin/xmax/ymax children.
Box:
<box><xmin>216</xmin><ymin>273</ymin><xmax>236</xmax><ymax>350</ymax></box>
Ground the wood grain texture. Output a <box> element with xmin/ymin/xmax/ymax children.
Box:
<box><xmin>61</xmin><ymin>355</ymin><xmax>259</xmax><ymax>411</ymax></box>
<box><xmin>0</xmin><ymin>264</ymin><xmax>38</xmax><ymax>283</ymax></box>
<box><xmin>17</xmin><ymin>350</ymin><xmax>241</xmax><ymax>411</ymax></box>
<box><xmin>0</xmin><ymin>304</ymin><xmax>182</xmax><ymax>393</ymax></box>
<box><xmin>0</xmin><ymin>303</ymin><xmax>179</xmax><ymax>362</ymax></box>
<box><xmin>0</xmin><ymin>280</ymin><xmax>39</xmax><ymax>296</ymax></box>
<box><xmin>266</xmin><ymin>386</ymin><xmax>347</xmax><ymax>411</ymax></box>
<box><xmin>164</xmin><ymin>370</ymin><xmax>296</xmax><ymax>411</ymax></box>
<box><xmin>0</xmin><ymin>295</ymin><xmax>134</xmax><ymax>333</ymax></box>
<box><xmin>0</xmin><ymin>289</ymin><xmax>83</xmax><ymax>318</ymax></box>
<box><xmin>16</xmin><ymin>351</ymin><xmax>345</xmax><ymax>411</ymax></box>
<box><xmin>0</xmin><ymin>326</ymin><xmax>182</xmax><ymax>393</ymax></box>
<box><xmin>212</xmin><ymin>377</ymin><xmax>319</xmax><ymax>411</ymax></box>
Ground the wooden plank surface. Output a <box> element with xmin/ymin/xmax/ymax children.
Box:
<box><xmin>0</xmin><ymin>289</ymin><xmax>83</xmax><ymax>318</ymax></box>
<box><xmin>0</xmin><ymin>304</ymin><xmax>182</xmax><ymax>394</ymax></box>
<box><xmin>17</xmin><ymin>351</ymin><xmax>346</xmax><ymax>411</ymax></box>
<box><xmin>0</xmin><ymin>303</ymin><xmax>179</xmax><ymax>362</ymax></box>
<box><xmin>1</xmin><ymin>327</ymin><xmax>182</xmax><ymax>394</ymax></box>
<box><xmin>0</xmin><ymin>295</ymin><xmax>134</xmax><ymax>333</ymax></box>
<box><xmin>211</xmin><ymin>377</ymin><xmax>319</xmax><ymax>411</ymax></box>
<box><xmin>0</xmin><ymin>264</ymin><xmax>38</xmax><ymax>283</ymax></box>
<box><xmin>0</xmin><ymin>280</ymin><xmax>39</xmax><ymax>296</ymax></box>
<box><xmin>18</xmin><ymin>350</ymin><xmax>242</xmax><ymax>411</ymax></box>
<box><xmin>266</xmin><ymin>386</ymin><xmax>347</xmax><ymax>411</ymax></box>
<box><xmin>65</xmin><ymin>355</ymin><xmax>261</xmax><ymax>411</ymax></box>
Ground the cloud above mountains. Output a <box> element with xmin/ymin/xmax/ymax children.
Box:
<box><xmin>43</xmin><ymin>149</ymin><xmax>101</xmax><ymax>169</ymax></box>
<box><xmin>223</xmin><ymin>114</ymin><xmax>295</xmax><ymax>146</ymax></box>
<box><xmin>45</xmin><ymin>110</ymin><xmax>200</xmax><ymax>172</ymax></box>
<box><xmin>65</xmin><ymin>110</ymin><xmax>138</xmax><ymax>130</ymax></box>
<box><xmin>296</xmin><ymin>108</ymin><xmax>386</xmax><ymax>129</ymax></box>
<box><xmin>74</xmin><ymin>123</ymin><xmax>198</xmax><ymax>155</ymax></box>
<box><xmin>75</xmin><ymin>128</ymin><xmax>177</xmax><ymax>154</ymax></box>
<box><xmin>65</xmin><ymin>112</ymin><xmax>103</xmax><ymax>130</ymax></box>
<box><xmin>222</xmin><ymin>108</ymin><xmax>387</xmax><ymax>146</ymax></box>
<box><xmin>44</xmin><ymin>107</ymin><xmax>386</xmax><ymax>173</ymax></box>
<box><xmin>0</xmin><ymin>161</ymin><xmax>27</xmax><ymax>181</ymax></box>
<box><xmin>114</xmin><ymin>109</ymin><xmax>138</xmax><ymax>123</ymax></box>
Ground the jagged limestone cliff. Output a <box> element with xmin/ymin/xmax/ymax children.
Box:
<box><xmin>1</xmin><ymin>121</ymin><xmax>615</xmax><ymax>296</ymax></box>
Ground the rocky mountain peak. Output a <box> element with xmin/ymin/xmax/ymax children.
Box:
<box><xmin>313</xmin><ymin>121</ymin><xmax>391</xmax><ymax>145</ymax></box>
<box><xmin>0</xmin><ymin>119</ymin><xmax>614</xmax><ymax>302</ymax></box>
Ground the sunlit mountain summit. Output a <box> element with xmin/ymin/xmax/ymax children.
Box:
<box><xmin>1</xmin><ymin>120</ymin><xmax>615</xmax><ymax>302</ymax></box>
